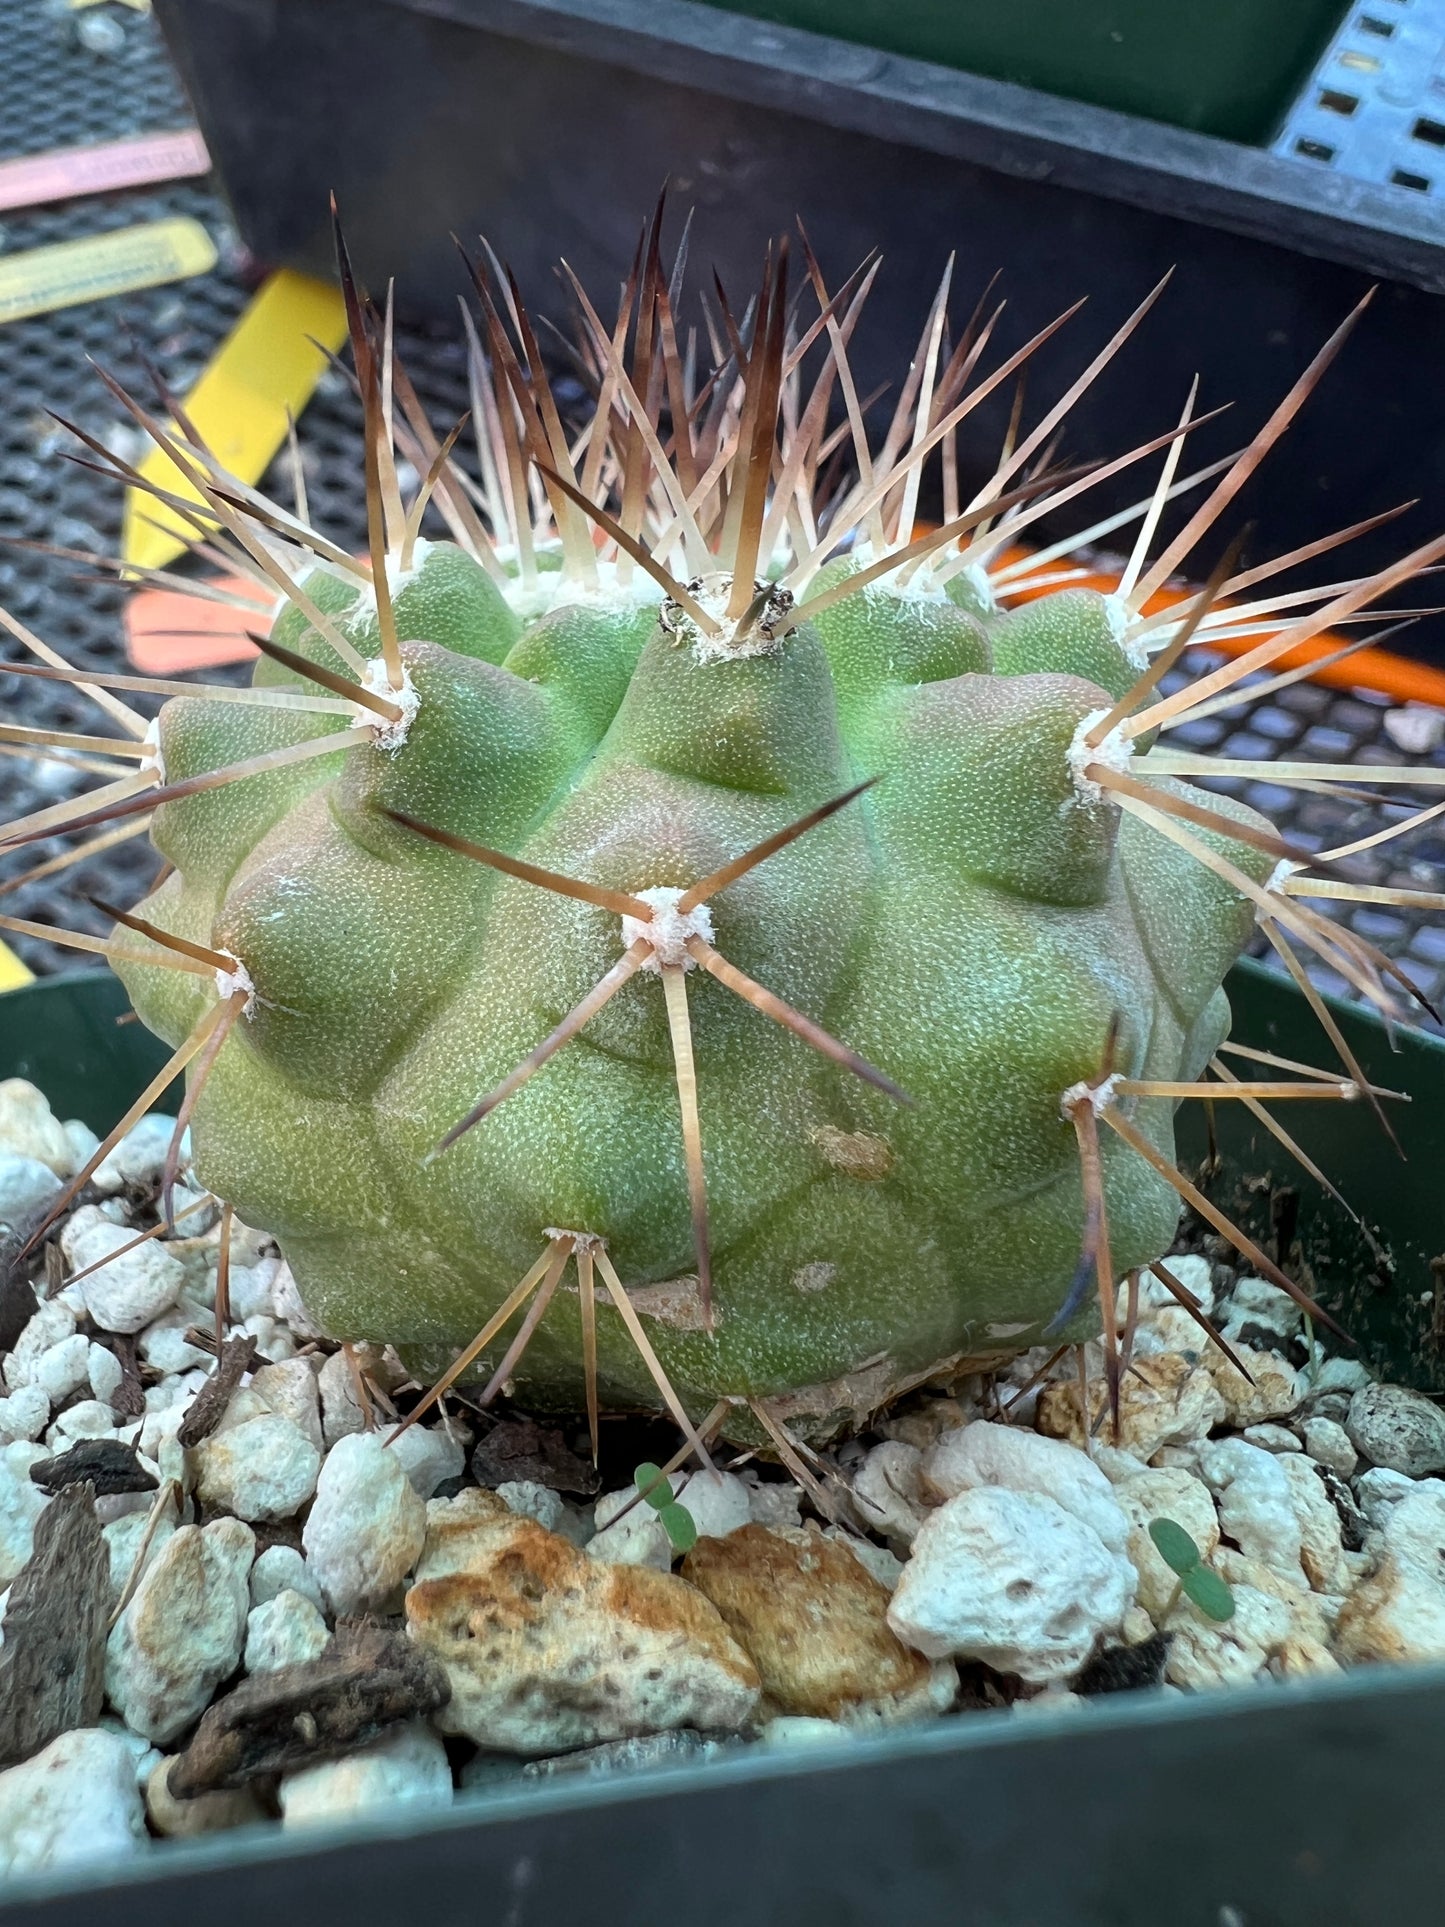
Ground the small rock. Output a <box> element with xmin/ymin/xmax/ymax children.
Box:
<box><xmin>1279</xmin><ymin>1455</ymin><xmax>1349</xmax><ymax>1593</ymax></box>
<box><xmin>683</xmin><ymin>1522</ymin><xmax>954</xmax><ymax>1725</ymax></box>
<box><xmin>920</xmin><ymin>1421</ymin><xmax>1131</xmax><ymax>1558</ymax></box>
<box><xmin>851</xmin><ymin>1441</ymin><xmax>928</xmax><ymax>1550</ymax></box>
<box><xmin>383</xmin><ymin>1419</ymin><xmax>466</xmax><ymax>1499</ymax></box>
<box><xmin>762</xmin><ymin>1716</ymin><xmax>852</xmax><ymax>1749</ymax></box>
<box><xmin>139</xmin><ymin>1303</ymin><xmax>213</xmax><ymax>1375</ymax></box>
<box><xmin>105</xmin><ymin>1518</ymin><xmax>254</xmax><ymax>1741</ymax></box>
<box><xmin>407</xmin><ymin>1488</ymin><xmax>759</xmax><ymax>1754</ymax></box>
<box><xmin>888</xmin><ymin>1487</ymin><xmax>1135</xmax><ymax>1685</ymax></box>
<box><xmin>587</xmin><ymin>1488</ymin><xmax>671</xmax><ymax>1569</ymax></box>
<box><xmin>0</xmin><ymin>1727</ymin><xmax>146</xmax><ymax>1876</ymax></box>
<box><xmin>249</xmin><ymin>1543</ymin><xmax>326</xmax><ymax>1614</ymax></box>
<box><xmin>303</xmin><ymin>1432</ymin><xmax>425</xmax><ymax>1614</ymax></box>
<box><xmin>222</xmin><ymin>1357</ymin><xmax>323</xmax><ymax>1455</ymax></box>
<box><xmin>1142</xmin><ymin>1253</ymin><xmax>1214</xmax><ymax>1315</ymax></box>
<box><xmin>1165</xmin><ymin>1583</ymin><xmax>1297</xmax><ymax>1690</ymax></box>
<box><xmin>317</xmin><ymin>1349</ymin><xmax>368</xmax><ymax>1447</ymax></box>
<box><xmin>1301</xmin><ymin>1415</ymin><xmax>1357</xmax><ymax>1478</ymax></box>
<box><xmin>1382</xmin><ymin>702</ymin><xmax>1445</xmax><ymax>754</ymax></box>
<box><xmin>272</xmin><ymin>1262</ymin><xmax>327</xmax><ymax>1340</ymax></box>
<box><xmin>1309</xmin><ymin>1357</ymin><xmax>1373</xmax><ymax>1396</ymax></box>
<box><xmin>0</xmin><ymin>1441</ymin><xmax>49</xmax><ymax>1586</ymax></box>
<box><xmin>1222</xmin><ymin>1276</ymin><xmax>1301</xmax><ymax>1347</ymax></box>
<box><xmin>1347</xmin><ymin>1383</ymin><xmax>1445</xmax><ymax>1477</ymax></box>
<box><xmin>45</xmin><ymin>1399</ymin><xmax>120</xmax><ymax>1450</ymax></box>
<box><xmin>87</xmin><ymin>1343</ymin><xmax>123</xmax><ymax>1407</ymax></box>
<box><xmin>61</xmin><ymin>1120</ymin><xmax>100</xmax><ymax>1173</ymax></box>
<box><xmin>1112</xmin><ymin>1467</ymin><xmax>1219</xmax><ymax>1620</ymax></box>
<box><xmin>225</xmin><ymin>1260</ymin><xmax>280</xmax><ymax>1324</ymax></box>
<box><xmin>145</xmin><ymin>1756</ymin><xmax>264</xmax><ymax>1838</ymax></box>
<box><xmin>0</xmin><ymin>1387</ymin><xmax>48</xmax><ymax>1445</ymax></box>
<box><xmin>878</xmin><ymin>1395</ymin><xmax>972</xmax><ymax>1453</ymax></box>
<box><xmin>826</xmin><ymin>1527</ymin><xmax>904</xmax><ymax>1592</ymax></box>
<box><xmin>93</xmin><ymin>1113</ymin><xmax>183</xmax><ymax>1193</ymax></box>
<box><xmin>1206</xmin><ymin>1347</ymin><xmax>1303</xmax><ymax>1426</ymax></box>
<box><xmin>1241</xmin><ymin>1423</ymin><xmax>1302</xmax><ymax>1454</ymax></box>
<box><xmin>1037</xmin><ymin>1350</ymin><xmax>1225</xmax><ymax>1460</ymax></box>
<box><xmin>1356</xmin><ymin>1466</ymin><xmax>1418</xmax><ymax>1530</ymax></box>
<box><xmin>1336</xmin><ymin>1481</ymin><xmax>1445</xmax><ymax>1665</ymax></box>
<box><xmin>1196</xmin><ymin>1438</ymin><xmax>1303</xmax><ymax>1585</ymax></box>
<box><xmin>103</xmin><ymin>1506</ymin><xmax>176</xmax><ymax>1605</ymax></box>
<box><xmin>0</xmin><ymin>1154</ymin><xmax>61</xmax><ymax>1228</ymax></box>
<box><xmin>194</xmin><ymin>1414</ymin><xmax>321</xmax><ymax>1524</ymax></box>
<box><xmin>6</xmin><ymin>1298</ymin><xmax>76</xmax><ymax>1382</ymax></box>
<box><xmin>244</xmin><ymin>1589</ymin><xmax>329</xmax><ymax>1673</ymax></box>
<box><xmin>0</xmin><ymin>1081</ymin><xmax>73</xmax><ymax>1177</ymax></box>
<box><xmin>744</xmin><ymin>1476</ymin><xmax>803</xmax><ymax>1532</ymax></box>
<box><xmin>279</xmin><ymin>1724</ymin><xmax>452</xmax><ymax>1829</ymax></box>
<box><xmin>497</xmin><ymin>1478</ymin><xmax>568</xmax><ymax>1532</ymax></box>
<box><xmin>672</xmin><ymin>1468</ymin><xmax>752</xmax><ymax>1541</ymax></box>
<box><xmin>68</xmin><ymin>1221</ymin><xmax>185</xmax><ymax>1335</ymax></box>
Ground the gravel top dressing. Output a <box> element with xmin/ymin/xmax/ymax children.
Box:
<box><xmin>1</xmin><ymin>1074</ymin><xmax>1442</xmax><ymax>1884</ymax></box>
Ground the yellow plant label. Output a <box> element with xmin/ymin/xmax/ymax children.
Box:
<box><xmin>0</xmin><ymin>217</ymin><xmax>216</xmax><ymax>327</ymax></box>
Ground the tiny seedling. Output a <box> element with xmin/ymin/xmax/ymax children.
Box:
<box><xmin>1148</xmin><ymin>1517</ymin><xmax>1235</xmax><ymax>1623</ymax></box>
<box><xmin>635</xmin><ymin>1461</ymin><xmax>698</xmax><ymax>1554</ymax></box>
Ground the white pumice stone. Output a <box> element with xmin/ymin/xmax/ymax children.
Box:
<box><xmin>249</xmin><ymin>1543</ymin><xmax>327</xmax><ymax>1614</ymax></box>
<box><xmin>0</xmin><ymin>1152</ymin><xmax>61</xmax><ymax>1227</ymax></box>
<box><xmin>92</xmin><ymin>1113</ymin><xmax>185</xmax><ymax>1193</ymax></box>
<box><xmin>302</xmin><ymin>1432</ymin><xmax>425</xmax><ymax>1614</ymax></box>
<box><xmin>87</xmin><ymin>1342</ymin><xmax>124</xmax><ymax>1405</ymax></box>
<box><xmin>0</xmin><ymin>1385</ymin><xmax>49</xmax><ymax>1445</ymax></box>
<box><xmin>68</xmin><ymin>1219</ymin><xmax>186</xmax><ymax>1334</ymax></box>
<box><xmin>193</xmin><ymin>1414</ymin><xmax>321</xmax><ymax>1523</ymax></box>
<box><xmin>921</xmin><ymin>1421</ymin><xmax>1132</xmax><ymax>1560</ymax></box>
<box><xmin>139</xmin><ymin>1302</ymin><xmax>213</xmax><ymax>1375</ymax></box>
<box><xmin>586</xmin><ymin>1488</ymin><xmax>672</xmax><ymax>1570</ymax></box>
<box><xmin>888</xmin><ymin>1486</ymin><xmax>1134</xmax><ymax>1685</ymax></box>
<box><xmin>103</xmin><ymin>1508</ymin><xmax>177</xmax><ymax>1604</ymax></box>
<box><xmin>317</xmin><ymin>1349</ymin><xmax>369</xmax><ymax>1446</ymax></box>
<box><xmin>0</xmin><ymin>1728</ymin><xmax>146</xmax><ymax>1877</ymax></box>
<box><xmin>0</xmin><ymin>1080</ymin><xmax>74</xmax><ymax>1177</ymax></box>
<box><xmin>1196</xmin><ymin>1437</ymin><xmax>1304</xmax><ymax>1584</ymax></box>
<box><xmin>61</xmin><ymin>1119</ymin><xmax>101</xmax><ymax>1174</ymax></box>
<box><xmin>1347</xmin><ymin>1382</ymin><xmax>1445</xmax><ymax>1477</ymax></box>
<box><xmin>6</xmin><ymin>1298</ymin><xmax>77</xmax><ymax>1382</ymax></box>
<box><xmin>28</xmin><ymin>1332</ymin><xmax>92</xmax><ymax>1405</ymax></box>
<box><xmin>244</xmin><ymin>1588</ymin><xmax>329</xmax><ymax>1672</ymax></box>
<box><xmin>279</xmin><ymin>1724</ymin><xmax>452</xmax><ymax>1829</ymax></box>
<box><xmin>45</xmin><ymin>1399</ymin><xmax>120</xmax><ymax>1449</ymax></box>
<box><xmin>384</xmin><ymin>1419</ymin><xmax>466</xmax><ymax>1498</ymax></box>
<box><xmin>105</xmin><ymin>1518</ymin><xmax>255</xmax><ymax>1741</ymax></box>
<box><xmin>0</xmin><ymin>1440</ymin><xmax>50</xmax><ymax>1585</ymax></box>
<box><xmin>1301</xmin><ymin>1415</ymin><xmax>1357</xmax><ymax>1477</ymax></box>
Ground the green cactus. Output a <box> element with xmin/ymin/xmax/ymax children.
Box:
<box><xmin>6</xmin><ymin>226</ymin><xmax>1431</xmax><ymax>1448</ymax></box>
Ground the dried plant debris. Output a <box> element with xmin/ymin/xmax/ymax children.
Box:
<box><xmin>29</xmin><ymin>1438</ymin><xmax>158</xmax><ymax>1497</ymax></box>
<box><xmin>0</xmin><ymin>1485</ymin><xmax>109</xmax><ymax>1768</ymax></box>
<box><xmin>469</xmin><ymin>1417</ymin><xmax>601</xmax><ymax>1496</ymax></box>
<box><xmin>168</xmin><ymin>1623</ymin><xmax>449</xmax><ymax>1797</ymax></box>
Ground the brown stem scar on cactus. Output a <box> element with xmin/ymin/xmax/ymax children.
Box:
<box><xmin>10</xmin><ymin>204</ymin><xmax>1445</xmax><ymax>1461</ymax></box>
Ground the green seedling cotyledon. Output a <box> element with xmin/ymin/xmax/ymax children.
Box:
<box><xmin>5</xmin><ymin>211</ymin><xmax>1436</xmax><ymax>1461</ymax></box>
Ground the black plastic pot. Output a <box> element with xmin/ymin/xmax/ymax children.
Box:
<box><xmin>1</xmin><ymin>961</ymin><xmax>1444</xmax><ymax>1924</ymax></box>
<box><xmin>154</xmin><ymin>0</ymin><xmax>1445</xmax><ymax>658</ymax></box>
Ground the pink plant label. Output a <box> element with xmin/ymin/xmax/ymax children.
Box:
<box><xmin>0</xmin><ymin>128</ymin><xmax>210</xmax><ymax>214</ymax></box>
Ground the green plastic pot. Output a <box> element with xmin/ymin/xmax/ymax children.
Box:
<box><xmin>3</xmin><ymin>959</ymin><xmax>1442</xmax><ymax>1387</ymax></box>
<box><xmin>697</xmin><ymin>0</ymin><xmax>1348</xmax><ymax>143</ymax></box>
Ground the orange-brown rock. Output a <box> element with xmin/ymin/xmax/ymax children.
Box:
<box><xmin>406</xmin><ymin>1489</ymin><xmax>759</xmax><ymax>1754</ymax></box>
<box><xmin>682</xmin><ymin>1523</ymin><xmax>955</xmax><ymax>1725</ymax></box>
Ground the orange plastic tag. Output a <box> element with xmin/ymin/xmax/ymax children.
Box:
<box><xmin>125</xmin><ymin>578</ymin><xmax>267</xmax><ymax>674</ymax></box>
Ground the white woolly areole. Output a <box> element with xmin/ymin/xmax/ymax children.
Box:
<box><xmin>344</xmin><ymin>540</ymin><xmax>435</xmax><ymax>626</ymax></box>
<box><xmin>621</xmin><ymin>886</ymin><xmax>715</xmax><ymax>972</ymax></box>
<box><xmin>1068</xmin><ymin>708</ymin><xmax>1132</xmax><ymax>802</ymax></box>
<box><xmin>1103</xmin><ymin>592</ymin><xmax>1149</xmax><ymax>669</ymax></box>
<box><xmin>1257</xmin><ymin>857</ymin><xmax>1302</xmax><ymax>922</ymax></box>
<box><xmin>356</xmin><ymin>658</ymin><xmax>418</xmax><ymax>752</ymax></box>
<box><xmin>662</xmin><ymin>573</ymin><xmax>793</xmax><ymax>663</ymax></box>
<box><xmin>140</xmin><ymin>717</ymin><xmax>164</xmax><ymax>781</ymax></box>
<box><xmin>213</xmin><ymin>955</ymin><xmax>256</xmax><ymax>1017</ymax></box>
<box><xmin>1060</xmin><ymin>1072</ymin><xmax>1121</xmax><ymax>1119</ymax></box>
<box><xmin>543</xmin><ymin>1227</ymin><xmax>606</xmax><ymax>1252</ymax></box>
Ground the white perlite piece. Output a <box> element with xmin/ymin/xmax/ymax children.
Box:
<box><xmin>384</xmin><ymin>1418</ymin><xmax>466</xmax><ymax>1499</ymax></box>
<box><xmin>0</xmin><ymin>1728</ymin><xmax>147</xmax><ymax>1878</ymax></box>
<box><xmin>921</xmin><ymin>1421</ymin><xmax>1132</xmax><ymax>1561</ymax></box>
<box><xmin>1112</xmin><ymin>1467</ymin><xmax>1220</xmax><ymax>1621</ymax></box>
<box><xmin>888</xmin><ymin>1486</ymin><xmax>1135</xmax><ymax>1684</ymax></box>
<box><xmin>851</xmin><ymin>1441</ymin><xmax>928</xmax><ymax>1552</ymax></box>
<box><xmin>0</xmin><ymin>1385</ymin><xmax>48</xmax><ymax>1446</ymax></box>
<box><xmin>589</xmin><ymin>1469</ymin><xmax>752</xmax><ymax>1568</ymax></box>
<box><xmin>194</xmin><ymin>1414</ymin><xmax>321</xmax><ymax>1523</ymax></box>
<box><xmin>279</xmin><ymin>1724</ymin><xmax>452</xmax><ymax>1829</ymax></box>
<box><xmin>23</xmin><ymin>1333</ymin><xmax>91</xmax><ymax>1406</ymax></box>
<box><xmin>0</xmin><ymin>1440</ymin><xmax>50</xmax><ymax>1586</ymax></box>
<box><xmin>303</xmin><ymin>1431</ymin><xmax>426</xmax><ymax>1614</ymax></box>
<box><xmin>1337</xmin><ymin>1480</ymin><xmax>1445</xmax><ymax>1664</ymax></box>
<box><xmin>0</xmin><ymin>1080</ymin><xmax>74</xmax><ymax>1176</ymax></box>
<box><xmin>66</xmin><ymin>1218</ymin><xmax>186</xmax><ymax>1334</ymax></box>
<box><xmin>249</xmin><ymin>1542</ymin><xmax>326</xmax><ymax>1614</ymax></box>
<box><xmin>0</xmin><ymin>1152</ymin><xmax>61</xmax><ymax>1227</ymax></box>
<box><xmin>620</xmin><ymin>886</ymin><xmax>715</xmax><ymax>972</ymax></box>
<box><xmin>245</xmin><ymin>1588</ymin><xmax>330</xmax><ymax>1672</ymax></box>
<box><xmin>145</xmin><ymin>1757</ymin><xmax>264</xmax><ymax>1839</ymax></box>
<box><xmin>105</xmin><ymin>1518</ymin><xmax>255</xmax><ymax>1741</ymax></box>
<box><xmin>1301</xmin><ymin>1415</ymin><xmax>1357</xmax><ymax>1478</ymax></box>
<box><xmin>1196</xmin><ymin>1438</ymin><xmax>1304</xmax><ymax>1586</ymax></box>
<box><xmin>317</xmin><ymin>1348</ymin><xmax>369</xmax><ymax>1447</ymax></box>
<box><xmin>93</xmin><ymin>1113</ymin><xmax>185</xmax><ymax>1193</ymax></box>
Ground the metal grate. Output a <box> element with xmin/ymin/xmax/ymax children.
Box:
<box><xmin>1273</xmin><ymin>0</ymin><xmax>1445</xmax><ymax>200</ymax></box>
<box><xmin>0</xmin><ymin>0</ymin><xmax>1442</xmax><ymax>1034</ymax></box>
